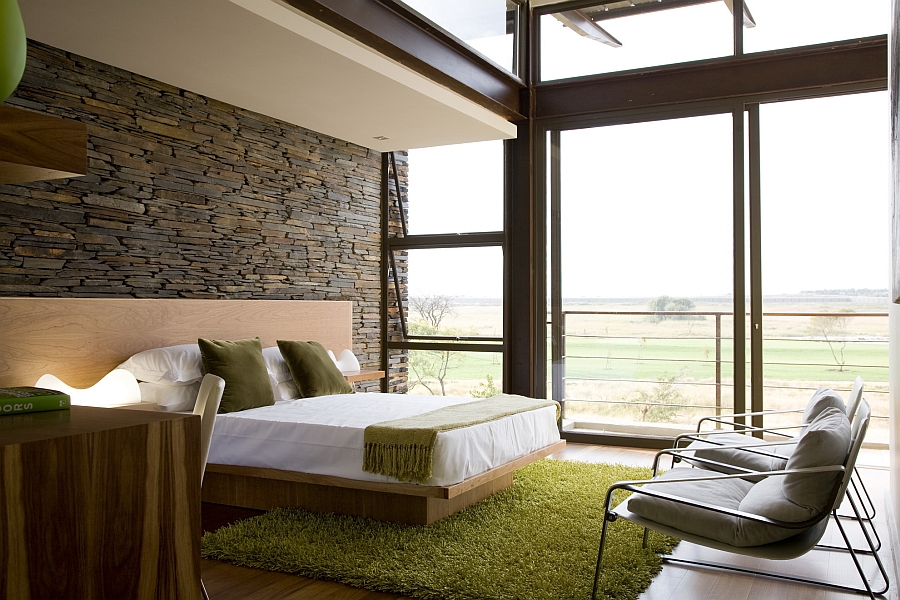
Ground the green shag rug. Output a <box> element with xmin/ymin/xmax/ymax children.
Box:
<box><xmin>202</xmin><ymin>459</ymin><xmax>678</xmax><ymax>600</ymax></box>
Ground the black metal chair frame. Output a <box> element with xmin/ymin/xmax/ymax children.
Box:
<box><xmin>592</xmin><ymin>402</ymin><xmax>889</xmax><ymax>600</ymax></box>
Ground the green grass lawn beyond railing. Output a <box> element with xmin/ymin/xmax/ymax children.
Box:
<box><xmin>552</xmin><ymin>309</ymin><xmax>889</xmax><ymax>444</ymax></box>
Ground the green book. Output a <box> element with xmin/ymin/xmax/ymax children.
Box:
<box><xmin>0</xmin><ymin>387</ymin><xmax>71</xmax><ymax>415</ymax></box>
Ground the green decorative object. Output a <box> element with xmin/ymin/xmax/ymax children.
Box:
<box><xmin>0</xmin><ymin>0</ymin><xmax>26</xmax><ymax>102</ymax></box>
<box><xmin>202</xmin><ymin>459</ymin><xmax>678</xmax><ymax>600</ymax></box>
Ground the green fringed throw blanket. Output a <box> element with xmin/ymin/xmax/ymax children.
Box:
<box><xmin>362</xmin><ymin>394</ymin><xmax>560</xmax><ymax>483</ymax></box>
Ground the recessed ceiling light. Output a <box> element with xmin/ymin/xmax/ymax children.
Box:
<box><xmin>373</xmin><ymin>135</ymin><xmax>389</xmax><ymax>140</ymax></box>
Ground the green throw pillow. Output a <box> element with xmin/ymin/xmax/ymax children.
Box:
<box><xmin>198</xmin><ymin>337</ymin><xmax>275</xmax><ymax>413</ymax></box>
<box><xmin>276</xmin><ymin>340</ymin><xmax>353</xmax><ymax>397</ymax></box>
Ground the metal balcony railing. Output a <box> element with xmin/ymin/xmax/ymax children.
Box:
<box><xmin>549</xmin><ymin>310</ymin><xmax>889</xmax><ymax>421</ymax></box>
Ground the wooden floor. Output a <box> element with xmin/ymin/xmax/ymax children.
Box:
<box><xmin>201</xmin><ymin>443</ymin><xmax>896</xmax><ymax>600</ymax></box>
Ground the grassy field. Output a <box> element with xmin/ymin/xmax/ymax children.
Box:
<box><xmin>405</xmin><ymin>297</ymin><xmax>890</xmax><ymax>444</ymax></box>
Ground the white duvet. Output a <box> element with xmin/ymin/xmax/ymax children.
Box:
<box><xmin>207</xmin><ymin>392</ymin><xmax>561</xmax><ymax>487</ymax></box>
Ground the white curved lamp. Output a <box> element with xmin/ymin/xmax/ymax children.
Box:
<box><xmin>334</xmin><ymin>349</ymin><xmax>360</xmax><ymax>373</ymax></box>
<box><xmin>36</xmin><ymin>369</ymin><xmax>141</xmax><ymax>408</ymax></box>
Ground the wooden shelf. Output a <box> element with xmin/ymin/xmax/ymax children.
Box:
<box><xmin>342</xmin><ymin>369</ymin><xmax>385</xmax><ymax>383</ymax></box>
<box><xmin>0</xmin><ymin>105</ymin><xmax>87</xmax><ymax>184</ymax></box>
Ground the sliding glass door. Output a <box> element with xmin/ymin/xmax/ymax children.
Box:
<box><xmin>549</xmin><ymin>111</ymin><xmax>740</xmax><ymax>438</ymax></box>
<box><xmin>547</xmin><ymin>92</ymin><xmax>890</xmax><ymax>444</ymax></box>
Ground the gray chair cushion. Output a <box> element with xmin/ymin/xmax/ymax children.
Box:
<box><xmin>688</xmin><ymin>434</ymin><xmax>788</xmax><ymax>474</ymax></box>
<box><xmin>782</xmin><ymin>407</ymin><xmax>850</xmax><ymax>513</ymax></box>
<box><xmin>801</xmin><ymin>387</ymin><xmax>846</xmax><ymax>424</ymax></box>
<box><xmin>626</xmin><ymin>468</ymin><xmax>802</xmax><ymax>547</ymax></box>
<box><xmin>739</xmin><ymin>477</ymin><xmax>819</xmax><ymax>524</ymax></box>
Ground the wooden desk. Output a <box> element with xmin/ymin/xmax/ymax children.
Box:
<box><xmin>0</xmin><ymin>406</ymin><xmax>201</xmax><ymax>600</ymax></box>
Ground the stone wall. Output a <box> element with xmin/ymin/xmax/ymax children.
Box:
<box><xmin>0</xmin><ymin>41</ymin><xmax>408</xmax><ymax>391</ymax></box>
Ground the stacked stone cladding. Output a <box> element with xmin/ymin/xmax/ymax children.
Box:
<box><xmin>0</xmin><ymin>41</ymin><xmax>409</xmax><ymax>391</ymax></box>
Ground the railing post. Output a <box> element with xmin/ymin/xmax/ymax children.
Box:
<box><xmin>715</xmin><ymin>313</ymin><xmax>722</xmax><ymax>427</ymax></box>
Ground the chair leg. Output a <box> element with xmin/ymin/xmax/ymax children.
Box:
<box><xmin>660</xmin><ymin>503</ymin><xmax>889</xmax><ymax>598</ymax></box>
<box><xmin>837</xmin><ymin>492</ymin><xmax>891</xmax><ymax>597</ymax></box>
<box><xmin>837</xmin><ymin>469</ymin><xmax>877</xmax><ymax>521</ymax></box>
<box><xmin>592</xmin><ymin>512</ymin><xmax>616</xmax><ymax>600</ymax></box>
<box><xmin>201</xmin><ymin>578</ymin><xmax>210</xmax><ymax>600</ymax></box>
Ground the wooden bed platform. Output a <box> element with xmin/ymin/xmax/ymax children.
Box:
<box><xmin>203</xmin><ymin>439</ymin><xmax>566</xmax><ymax>525</ymax></box>
<box><xmin>0</xmin><ymin>298</ymin><xmax>564</xmax><ymax>525</ymax></box>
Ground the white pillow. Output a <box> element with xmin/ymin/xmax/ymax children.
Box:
<box><xmin>139</xmin><ymin>381</ymin><xmax>201</xmax><ymax>412</ymax></box>
<box><xmin>274</xmin><ymin>379</ymin><xmax>302</xmax><ymax>401</ymax></box>
<box><xmin>118</xmin><ymin>344</ymin><xmax>203</xmax><ymax>385</ymax></box>
<box><xmin>263</xmin><ymin>346</ymin><xmax>292</xmax><ymax>384</ymax></box>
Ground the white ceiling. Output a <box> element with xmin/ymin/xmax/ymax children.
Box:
<box><xmin>18</xmin><ymin>0</ymin><xmax>518</xmax><ymax>152</ymax></box>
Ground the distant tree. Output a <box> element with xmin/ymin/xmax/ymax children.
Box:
<box><xmin>410</xmin><ymin>295</ymin><xmax>454</xmax><ymax>329</ymax></box>
<box><xmin>470</xmin><ymin>374</ymin><xmax>501</xmax><ymax>398</ymax></box>
<box><xmin>647</xmin><ymin>296</ymin><xmax>696</xmax><ymax>323</ymax></box>
<box><xmin>408</xmin><ymin>295</ymin><xmax>462</xmax><ymax>396</ymax></box>
<box><xmin>634</xmin><ymin>375</ymin><xmax>683</xmax><ymax>422</ymax></box>
<box><xmin>807</xmin><ymin>309</ymin><xmax>852</xmax><ymax>372</ymax></box>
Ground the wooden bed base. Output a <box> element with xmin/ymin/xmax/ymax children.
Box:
<box><xmin>203</xmin><ymin>439</ymin><xmax>566</xmax><ymax>525</ymax></box>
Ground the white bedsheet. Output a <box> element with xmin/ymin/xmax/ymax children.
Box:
<box><xmin>207</xmin><ymin>392</ymin><xmax>560</xmax><ymax>487</ymax></box>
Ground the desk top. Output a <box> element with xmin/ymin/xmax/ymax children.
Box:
<box><xmin>0</xmin><ymin>405</ymin><xmax>197</xmax><ymax>446</ymax></box>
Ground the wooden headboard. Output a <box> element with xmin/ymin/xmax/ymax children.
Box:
<box><xmin>0</xmin><ymin>299</ymin><xmax>352</xmax><ymax>388</ymax></box>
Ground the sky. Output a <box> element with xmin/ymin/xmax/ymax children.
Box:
<box><xmin>402</xmin><ymin>0</ymin><xmax>891</xmax><ymax>300</ymax></box>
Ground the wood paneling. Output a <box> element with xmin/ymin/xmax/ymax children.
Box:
<box><xmin>0</xmin><ymin>105</ymin><xmax>87</xmax><ymax>184</ymax></box>
<box><xmin>0</xmin><ymin>406</ymin><xmax>201</xmax><ymax>600</ymax></box>
<box><xmin>0</xmin><ymin>299</ymin><xmax>353</xmax><ymax>388</ymax></box>
<box><xmin>203</xmin><ymin>440</ymin><xmax>565</xmax><ymax>525</ymax></box>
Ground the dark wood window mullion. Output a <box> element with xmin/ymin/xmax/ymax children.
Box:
<box><xmin>550</xmin><ymin>130</ymin><xmax>564</xmax><ymax>408</ymax></box>
<box><xmin>732</xmin><ymin>103</ymin><xmax>747</xmax><ymax>420</ymax></box>
<box><xmin>748</xmin><ymin>103</ymin><xmax>764</xmax><ymax>430</ymax></box>
<box><xmin>734</xmin><ymin>0</ymin><xmax>744</xmax><ymax>57</ymax></box>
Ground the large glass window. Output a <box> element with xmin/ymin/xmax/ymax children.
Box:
<box><xmin>759</xmin><ymin>92</ymin><xmax>890</xmax><ymax>445</ymax></box>
<box><xmin>386</xmin><ymin>141</ymin><xmax>505</xmax><ymax>397</ymax></box>
<box><xmin>398</xmin><ymin>0</ymin><xmax>521</xmax><ymax>74</ymax></box>
<box><xmin>537</xmin><ymin>0</ymin><xmax>889</xmax><ymax>82</ymax></box>
<box><xmin>540</xmin><ymin>1</ymin><xmax>733</xmax><ymax>81</ymax></box>
<box><xmin>550</xmin><ymin>113</ymin><xmax>736</xmax><ymax>437</ymax></box>
<box><xmin>744</xmin><ymin>0</ymin><xmax>889</xmax><ymax>54</ymax></box>
<box><xmin>407</xmin><ymin>142</ymin><xmax>504</xmax><ymax>235</ymax></box>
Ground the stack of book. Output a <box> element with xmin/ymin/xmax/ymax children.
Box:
<box><xmin>0</xmin><ymin>387</ymin><xmax>71</xmax><ymax>415</ymax></box>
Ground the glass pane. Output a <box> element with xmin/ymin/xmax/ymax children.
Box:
<box><xmin>554</xmin><ymin>113</ymin><xmax>735</xmax><ymax>436</ymax></box>
<box><xmin>540</xmin><ymin>2</ymin><xmax>732</xmax><ymax>81</ymax></box>
<box><xmin>398</xmin><ymin>0</ymin><xmax>518</xmax><ymax>73</ymax></box>
<box><xmin>744</xmin><ymin>0</ymin><xmax>889</xmax><ymax>54</ymax></box>
<box><xmin>759</xmin><ymin>92</ymin><xmax>890</xmax><ymax>446</ymax></box>
<box><xmin>405</xmin><ymin>246</ymin><xmax>503</xmax><ymax>337</ymax></box>
<box><xmin>407</xmin><ymin>350</ymin><xmax>503</xmax><ymax>397</ymax></box>
<box><xmin>407</xmin><ymin>141</ymin><xmax>504</xmax><ymax>235</ymax></box>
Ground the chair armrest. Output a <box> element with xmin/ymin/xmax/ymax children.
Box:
<box><xmin>674</xmin><ymin>425</ymin><xmax>803</xmax><ymax>449</ymax></box>
<box><xmin>654</xmin><ymin>438</ymin><xmax>799</xmax><ymax>473</ymax></box>
<box><xmin>697</xmin><ymin>409</ymin><xmax>803</xmax><ymax>431</ymax></box>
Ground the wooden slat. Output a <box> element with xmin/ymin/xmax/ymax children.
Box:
<box><xmin>0</xmin><ymin>298</ymin><xmax>353</xmax><ymax>388</ymax></box>
<box><xmin>0</xmin><ymin>105</ymin><xmax>87</xmax><ymax>184</ymax></box>
<box><xmin>206</xmin><ymin>439</ymin><xmax>565</xmax><ymax>502</ymax></box>
<box><xmin>205</xmin><ymin>463</ymin><xmax>447</xmax><ymax>498</ymax></box>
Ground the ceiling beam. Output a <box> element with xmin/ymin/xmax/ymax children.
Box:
<box><xmin>534</xmin><ymin>36</ymin><xmax>888</xmax><ymax>119</ymax></box>
<box><xmin>284</xmin><ymin>0</ymin><xmax>526</xmax><ymax>121</ymax></box>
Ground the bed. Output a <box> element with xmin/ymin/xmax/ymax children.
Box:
<box><xmin>0</xmin><ymin>298</ymin><xmax>564</xmax><ymax>524</ymax></box>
